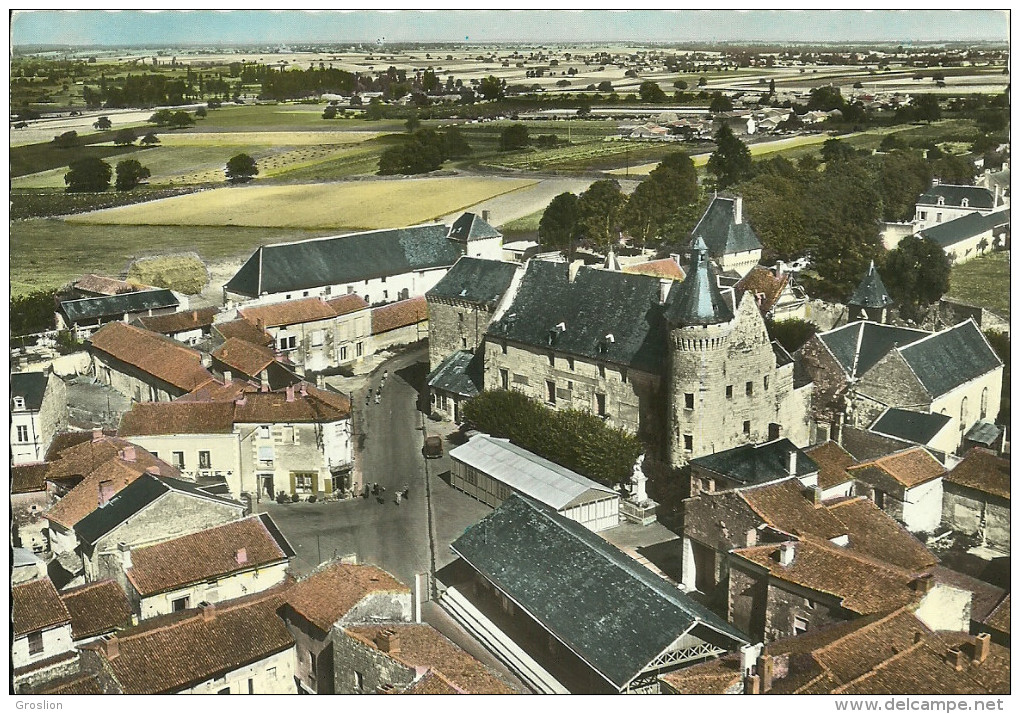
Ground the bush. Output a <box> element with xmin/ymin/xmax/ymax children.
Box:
<box><xmin>308</xmin><ymin>494</ymin><xmax>317</xmax><ymax>503</ymax></box>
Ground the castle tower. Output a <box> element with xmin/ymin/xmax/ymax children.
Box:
<box><xmin>847</xmin><ymin>260</ymin><xmax>895</xmax><ymax>324</ymax></box>
<box><xmin>666</xmin><ymin>236</ymin><xmax>780</xmax><ymax>468</ymax></box>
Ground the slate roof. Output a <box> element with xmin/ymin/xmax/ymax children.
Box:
<box><xmin>126</xmin><ymin>514</ymin><xmax>293</xmax><ymax>596</ymax></box>
<box><xmin>372</xmin><ymin>296</ymin><xmax>428</xmax><ymax>334</ymax></box>
<box><xmin>89</xmin><ymin>322</ymin><xmax>214</xmax><ymax>392</ymax></box>
<box><xmin>965</xmin><ymin>421</ymin><xmax>1003</xmax><ymax>446</ymax></box>
<box><xmin>487</xmin><ymin>260</ymin><xmax>669</xmax><ymax>373</ymax></box>
<box><xmin>92</xmin><ymin>593</ymin><xmax>294</xmax><ymax>694</ymax></box>
<box><xmin>918</xmin><ymin>208</ymin><xmax>1010</xmax><ymax>248</ymax></box>
<box><xmin>665</xmin><ymin>236</ymin><xmax>735</xmax><ymax>326</ymax></box>
<box><xmin>213</xmin><ymin>318</ymin><xmax>274</xmax><ymax>347</ymax></box>
<box><xmin>74</xmin><ymin>473</ymin><xmax>243</xmax><ymax>546</ymax></box>
<box><xmin>426</xmin><ymin>349</ymin><xmax>483</xmax><ymax>398</ymax></box>
<box><xmin>283</xmin><ymin>562</ymin><xmax>409</xmax><ymax>632</ymax></box>
<box><xmin>691</xmin><ymin>438</ymin><xmax>818</xmax><ymax>486</ymax></box>
<box><xmin>816</xmin><ymin>321</ymin><xmax>929</xmax><ymax>379</ymax></box>
<box><xmin>426</xmin><ymin>256</ymin><xmax>519</xmax><ymax>306</ymax></box>
<box><xmin>239</xmin><ymin>297</ymin><xmax>339</xmax><ymax>328</ymax></box>
<box><xmin>61</xmin><ymin>289</ymin><xmax>179</xmax><ymax>324</ymax></box>
<box><xmin>847</xmin><ymin>447</ymin><xmax>946</xmax><ymax>490</ymax></box>
<box><xmin>13</xmin><ymin>578</ymin><xmax>72</xmax><ymax>636</ymax></box>
<box><xmin>224</xmin><ymin>223</ymin><xmax>459</xmax><ymax>298</ymax></box>
<box><xmin>691</xmin><ymin>195</ymin><xmax>762</xmax><ymax>256</ymax></box>
<box><xmin>449</xmin><ymin>433</ymin><xmax>617</xmax><ymax>510</ymax></box>
<box><xmin>11</xmin><ymin>371</ymin><xmax>49</xmax><ymax>411</ymax></box>
<box><xmin>447</xmin><ymin>212</ymin><xmax>501</xmax><ymax>242</ymax></box>
<box><xmin>945</xmin><ymin>447</ymin><xmax>1010</xmax><ymax>501</ymax></box>
<box><xmin>343</xmin><ymin>624</ymin><xmax>516</xmax><ymax>694</ymax></box>
<box><xmin>803</xmin><ymin>441</ymin><xmax>857</xmax><ymax>490</ymax></box>
<box><xmin>133</xmin><ymin>307</ymin><xmax>219</xmax><ymax>335</ymax></box>
<box><xmin>60</xmin><ymin>580</ymin><xmax>133</xmax><ymax>640</ymax></box>
<box><xmin>870</xmin><ymin>408</ymin><xmax>953</xmax><ymax>446</ymax></box>
<box><xmin>917</xmin><ymin>184</ymin><xmax>995</xmax><ymax>209</ymax></box>
<box><xmin>451</xmin><ymin>495</ymin><xmax>748</xmax><ymax>690</ymax></box>
<box><xmin>898</xmin><ymin>319</ymin><xmax>1001</xmax><ymax>397</ymax></box>
<box><xmin>212</xmin><ymin>337</ymin><xmax>277</xmax><ymax>377</ymax></box>
<box><xmin>848</xmin><ymin>261</ymin><xmax>895</xmax><ymax>309</ymax></box>
<box><xmin>622</xmin><ymin>257</ymin><xmax>686</xmax><ymax>281</ymax></box>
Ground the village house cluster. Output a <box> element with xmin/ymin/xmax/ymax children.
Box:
<box><xmin>10</xmin><ymin>164</ymin><xmax>1012</xmax><ymax>694</ymax></box>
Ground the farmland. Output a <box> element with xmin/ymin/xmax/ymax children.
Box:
<box><xmin>947</xmin><ymin>252</ymin><xmax>1011</xmax><ymax>319</ymax></box>
<box><xmin>66</xmin><ymin>176</ymin><xmax>539</xmax><ymax>229</ymax></box>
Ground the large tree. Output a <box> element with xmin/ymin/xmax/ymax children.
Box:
<box><xmin>225</xmin><ymin>153</ymin><xmax>258</xmax><ymax>183</ymax></box>
<box><xmin>113</xmin><ymin>128</ymin><xmax>137</xmax><ymax>146</ymax></box>
<box><xmin>707</xmin><ymin>123</ymin><xmax>752</xmax><ymax>189</ymax></box>
<box><xmin>477</xmin><ymin>75</ymin><xmax>505</xmax><ymax>101</ymax></box>
<box><xmin>64</xmin><ymin>157</ymin><xmax>112</xmax><ymax>192</ymax></box>
<box><xmin>575</xmin><ymin>179</ymin><xmax>627</xmax><ymax>250</ymax></box>
<box><xmin>499</xmin><ymin>123</ymin><xmax>530</xmax><ymax>151</ymax></box>
<box><xmin>623</xmin><ymin>151</ymin><xmax>699</xmax><ymax>245</ymax></box>
<box><xmin>93</xmin><ymin>115</ymin><xmax>112</xmax><ymax>130</ymax></box>
<box><xmin>377</xmin><ymin>128</ymin><xmax>447</xmax><ymax>175</ymax></box>
<box><xmin>877</xmin><ymin>150</ymin><xmax>932</xmax><ymax>222</ymax></box>
<box><xmin>639</xmin><ymin>80</ymin><xmax>667</xmax><ymax>103</ymax></box>
<box><xmin>114</xmin><ymin>159</ymin><xmax>151</xmax><ymax>191</ymax></box>
<box><xmin>883</xmin><ymin>235</ymin><xmax>951</xmax><ymax>317</ymax></box>
<box><xmin>538</xmin><ymin>192</ymin><xmax>579</xmax><ymax>251</ymax></box>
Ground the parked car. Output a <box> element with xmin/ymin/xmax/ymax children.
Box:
<box><xmin>423</xmin><ymin>435</ymin><xmax>443</xmax><ymax>459</ymax></box>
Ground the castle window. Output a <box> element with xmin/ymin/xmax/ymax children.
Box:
<box><xmin>743</xmin><ymin>420</ymin><xmax>751</xmax><ymax>436</ymax></box>
<box><xmin>746</xmin><ymin>381</ymin><xmax>753</xmax><ymax>396</ymax></box>
<box><xmin>598</xmin><ymin>364</ymin><xmax>605</xmax><ymax>379</ymax></box>
<box><xmin>793</xmin><ymin>616</ymin><xmax>809</xmax><ymax>635</ymax></box>
<box><xmin>567</xmin><ymin>357</ymin><xmax>574</xmax><ymax>371</ymax></box>
<box><xmin>596</xmin><ymin>393</ymin><xmax>607</xmax><ymax>417</ymax></box>
<box><xmin>501</xmin><ymin>341</ymin><xmax>507</xmax><ymax>355</ymax></box>
<box><xmin>726</xmin><ymin>385</ymin><xmax>733</xmax><ymax>399</ymax></box>
<box><xmin>683</xmin><ymin>434</ymin><xmax>693</xmax><ymax>451</ymax></box>
<box><xmin>763</xmin><ymin>375</ymin><xmax>770</xmax><ymax>390</ymax></box>
<box><xmin>684</xmin><ymin>393</ymin><xmax>695</xmax><ymax>410</ymax></box>
<box><xmin>546</xmin><ymin>380</ymin><xmax>556</xmax><ymax>405</ymax></box>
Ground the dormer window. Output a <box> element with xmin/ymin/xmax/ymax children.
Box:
<box><xmin>937</xmin><ymin>196</ymin><xmax>945</xmax><ymax>206</ymax></box>
<box><xmin>13</xmin><ymin>396</ymin><xmax>25</xmax><ymax>410</ymax></box>
<box><xmin>961</xmin><ymin>198</ymin><xmax>969</xmax><ymax>208</ymax></box>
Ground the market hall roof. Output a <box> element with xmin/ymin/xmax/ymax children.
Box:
<box><xmin>487</xmin><ymin>259</ymin><xmax>669</xmax><ymax>373</ymax></box>
<box><xmin>451</xmin><ymin>495</ymin><xmax>748</xmax><ymax>690</ymax></box>
<box><xmin>225</xmin><ymin>221</ymin><xmax>465</xmax><ymax>298</ymax></box>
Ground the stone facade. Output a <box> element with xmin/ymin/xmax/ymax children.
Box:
<box><xmin>125</xmin><ymin>433</ymin><xmax>242</xmax><ymax>493</ymax></box>
<box><xmin>669</xmin><ymin>293</ymin><xmax>811</xmax><ymax>468</ymax></box>
<box><xmin>131</xmin><ymin>561</ymin><xmax>290</xmax><ymax>621</ymax></box>
<box><xmin>680</xmin><ymin>490</ymin><xmax>760</xmax><ymax>607</ymax></box>
<box><xmin>942</xmin><ymin>485</ymin><xmax>1010</xmax><ymax>553</ymax></box>
<box><xmin>332</xmin><ymin>629</ymin><xmax>418</xmax><ymax>694</ymax></box>
<box><xmin>11</xmin><ymin>372</ymin><xmax>67</xmax><ymax>466</ymax></box>
<box><xmin>93</xmin><ymin>353</ymin><xmax>186</xmax><ymax>403</ymax></box>
<box><xmin>427</xmin><ymin>297</ymin><xmax>495</xmax><ymax>370</ymax></box>
<box><xmin>178</xmin><ymin>645</ymin><xmax>296</xmax><ymax>694</ymax></box>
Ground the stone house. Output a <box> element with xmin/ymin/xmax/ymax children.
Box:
<box><xmin>12</xmin><ymin>578</ymin><xmax>77</xmax><ymax>687</ymax></box>
<box><xmin>917</xmin><ymin>208</ymin><xmax>1010</xmax><ymax>265</ymax></box>
<box><xmin>846</xmin><ymin>447</ymin><xmax>946</xmax><ymax>534</ymax></box>
<box><xmin>371</xmin><ymin>295</ymin><xmax>429</xmax><ymax>352</ymax></box>
<box><xmin>66</xmin><ymin>273</ymin><xmax>150</xmax><ymax>300</ymax></box>
<box><xmin>11</xmin><ymin>370</ymin><xmax>67</xmax><ymax>466</ymax></box>
<box><xmin>84</xmin><ymin>593</ymin><xmax>297</xmax><ymax>694</ymax></box>
<box><xmin>426</xmin><ymin>349</ymin><xmax>484</xmax><ymax>423</ymax></box>
<box><xmin>426</xmin><ymin>255</ymin><xmax>522</xmax><ymax>371</ymax></box>
<box><xmin>447</xmin><ymin>495</ymin><xmax>749</xmax><ymax>693</ymax></box>
<box><xmin>690</xmin><ymin>194</ymin><xmax>762</xmax><ymax>278</ymax></box>
<box><xmin>688</xmin><ymin>438</ymin><xmax>819</xmax><ymax>497</ymax></box>
<box><xmin>12</xmin><ymin>464</ymin><xmax>54</xmax><ymax>554</ymax></box>
<box><xmin>210</xmin><ymin>336</ymin><xmax>302</xmax><ymax>389</ymax></box>
<box><xmin>333</xmin><ymin>623</ymin><xmax>517</xmax><ymax>694</ymax></box>
<box><xmin>802</xmin><ymin>441</ymin><xmax>857</xmax><ymax>500</ymax></box>
<box><xmin>223</xmin><ymin>212</ymin><xmax>502</xmax><ymax>309</ymax></box>
<box><xmin>132</xmin><ymin>306</ymin><xmax>220</xmax><ymax>346</ymax></box>
<box><xmin>732</xmin><ymin>265</ymin><xmax>807</xmax><ymax>322</ymax></box>
<box><xmin>914</xmin><ymin>183</ymin><xmax>1000</xmax><ymax>232</ymax></box>
<box><xmin>941</xmin><ymin>447</ymin><xmax>1010</xmax><ymax>553</ymax></box>
<box><xmin>75</xmin><ymin>471</ymin><xmax>246</xmax><ymax>585</ymax></box>
<box><xmin>279</xmin><ymin>561</ymin><xmax>413</xmax><ymax>694</ymax></box>
<box><xmin>680</xmin><ymin>477</ymin><xmax>937</xmax><ymax>615</ymax></box>
<box><xmin>99</xmin><ymin>514</ymin><xmax>294</xmax><ymax>620</ymax></box>
<box><xmin>57</xmin><ymin>288</ymin><xmax>182</xmax><ymax>339</ymax></box>
<box><xmin>58</xmin><ymin>580</ymin><xmax>133</xmax><ymax>646</ymax></box>
<box><xmin>448</xmin><ymin>432</ymin><xmax>620</xmax><ymax>531</ymax></box>
<box><xmin>796</xmin><ymin>319</ymin><xmax>1002</xmax><ymax>453</ymax></box>
<box><xmin>236</xmin><ymin>294</ymin><xmax>371</xmax><ymax>374</ymax></box>
<box><xmin>89</xmin><ymin>321</ymin><xmax>215</xmax><ymax>402</ymax></box>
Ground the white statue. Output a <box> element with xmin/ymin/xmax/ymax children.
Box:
<box><xmin>630</xmin><ymin>454</ymin><xmax>648</xmax><ymax>504</ymax></box>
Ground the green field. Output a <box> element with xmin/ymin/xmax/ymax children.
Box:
<box><xmin>947</xmin><ymin>251</ymin><xmax>1011</xmax><ymax>319</ymax></box>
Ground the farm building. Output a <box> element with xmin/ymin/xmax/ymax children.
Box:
<box><xmin>448</xmin><ymin>433</ymin><xmax>620</xmax><ymax>531</ymax></box>
<box><xmin>58</xmin><ymin>289</ymin><xmax>183</xmax><ymax>339</ymax></box>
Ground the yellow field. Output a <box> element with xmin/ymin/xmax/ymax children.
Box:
<box><xmin>157</xmin><ymin>131</ymin><xmax>382</xmax><ymax>146</ymax></box>
<box><xmin>66</xmin><ymin>176</ymin><xmax>539</xmax><ymax>229</ymax></box>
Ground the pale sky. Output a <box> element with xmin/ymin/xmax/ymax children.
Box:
<box><xmin>10</xmin><ymin>10</ymin><xmax>1010</xmax><ymax>47</ymax></box>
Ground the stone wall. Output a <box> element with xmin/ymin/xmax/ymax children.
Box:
<box><xmin>427</xmin><ymin>297</ymin><xmax>493</xmax><ymax>370</ymax></box>
<box><xmin>796</xmin><ymin>333</ymin><xmax>850</xmax><ymax>427</ymax></box>
<box><xmin>942</xmin><ymin>485</ymin><xmax>1010</xmax><ymax>552</ymax></box>
<box><xmin>855</xmin><ymin>351</ymin><xmax>932</xmax><ymax>427</ymax></box>
<box><xmin>180</xmin><ymin>645</ymin><xmax>296</xmax><ymax>694</ymax></box>
<box><xmin>332</xmin><ymin>629</ymin><xmax>416</xmax><ymax>694</ymax></box>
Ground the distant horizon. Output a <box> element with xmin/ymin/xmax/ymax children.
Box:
<box><xmin>10</xmin><ymin>10</ymin><xmax>1010</xmax><ymax>47</ymax></box>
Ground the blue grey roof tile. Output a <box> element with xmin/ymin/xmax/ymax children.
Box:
<box><xmin>965</xmin><ymin>421</ymin><xmax>1002</xmax><ymax>446</ymax></box>
<box><xmin>849</xmin><ymin>261</ymin><xmax>895</xmax><ymax>309</ymax></box>
<box><xmin>690</xmin><ymin>438</ymin><xmax>818</xmax><ymax>486</ymax></box>
<box><xmin>917</xmin><ymin>185</ymin><xmax>994</xmax><ymax>209</ymax></box>
<box><xmin>450</xmin><ymin>495</ymin><xmax>748</xmax><ymax>689</ymax></box>
<box><xmin>426</xmin><ymin>350</ymin><xmax>483</xmax><ymax>398</ymax></box>
<box><xmin>690</xmin><ymin>195</ymin><xmax>762</xmax><ymax>256</ymax></box>
<box><xmin>918</xmin><ymin>208</ymin><xmax>1010</xmax><ymax>248</ymax></box>
<box><xmin>818</xmin><ymin>322</ymin><xmax>929</xmax><ymax>379</ymax></box>
<box><xmin>426</xmin><ymin>257</ymin><xmax>518</xmax><ymax>306</ymax></box>
<box><xmin>448</xmin><ymin>212</ymin><xmax>501</xmax><ymax>242</ymax></box>
<box><xmin>12</xmin><ymin>372</ymin><xmax>49</xmax><ymax>411</ymax></box>
<box><xmin>870</xmin><ymin>408</ymin><xmax>953</xmax><ymax>445</ymax></box>
<box><xmin>665</xmin><ymin>236</ymin><xmax>734</xmax><ymax>326</ymax></box>
<box><xmin>898</xmin><ymin>320</ymin><xmax>1001</xmax><ymax>397</ymax></box>
<box><xmin>60</xmin><ymin>290</ymin><xmax>179</xmax><ymax>324</ymax></box>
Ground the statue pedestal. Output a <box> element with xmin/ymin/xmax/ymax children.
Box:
<box><xmin>621</xmin><ymin>498</ymin><xmax>658</xmax><ymax>526</ymax></box>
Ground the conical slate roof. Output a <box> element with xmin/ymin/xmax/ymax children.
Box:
<box><xmin>448</xmin><ymin>212</ymin><xmax>501</xmax><ymax>242</ymax></box>
<box><xmin>665</xmin><ymin>236</ymin><xmax>734</xmax><ymax>326</ymax></box>
<box><xmin>848</xmin><ymin>261</ymin><xmax>895</xmax><ymax>309</ymax></box>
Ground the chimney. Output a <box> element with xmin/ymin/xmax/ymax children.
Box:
<box><xmin>757</xmin><ymin>654</ymin><xmax>774</xmax><ymax>692</ymax></box>
<box><xmin>745</xmin><ymin>528</ymin><xmax>757</xmax><ymax>547</ymax></box>
<box><xmin>932</xmin><ymin>177</ymin><xmax>940</xmax><ymax>186</ymax></box>
<box><xmin>299</xmin><ymin>382</ymin><xmax>308</xmax><ymax>396</ymax></box>
<box><xmin>235</xmin><ymin>394</ymin><xmax>247</xmax><ymax>407</ymax></box>
<box><xmin>482</xmin><ymin>209</ymin><xmax>491</xmax><ymax>223</ymax></box>
<box><xmin>778</xmin><ymin>542</ymin><xmax>795</xmax><ymax>567</ymax></box>
<box><xmin>808</xmin><ymin>486</ymin><xmax>822</xmax><ymax>506</ymax></box>
<box><xmin>121</xmin><ymin>445</ymin><xmax>136</xmax><ymax>462</ymax></box>
<box><xmin>201</xmin><ymin>352</ymin><xmax>212</xmax><ymax>368</ymax></box>
<box><xmin>256</xmin><ymin>317</ymin><xmax>265</xmax><ymax>332</ymax></box>
<box><xmin>103</xmin><ymin>636</ymin><xmax>120</xmax><ymax>660</ymax></box>
<box><xmin>92</xmin><ymin>428</ymin><xmax>104</xmax><ymax>443</ymax></box>
<box><xmin>202</xmin><ymin>602</ymin><xmax>216</xmax><ymax>622</ymax></box>
<box><xmin>659</xmin><ymin>278</ymin><xmax>671</xmax><ymax>305</ymax></box>
<box><xmin>788</xmin><ymin>449</ymin><xmax>797</xmax><ymax>476</ymax></box>
<box><xmin>973</xmin><ymin>633</ymin><xmax>990</xmax><ymax>664</ymax></box>
<box><xmin>235</xmin><ymin>548</ymin><xmax>248</xmax><ymax>565</ymax></box>
<box><xmin>98</xmin><ymin>480</ymin><xmax>115</xmax><ymax>507</ymax></box>
<box><xmin>191</xmin><ymin>310</ymin><xmax>198</xmax><ymax>320</ymax></box>
<box><xmin>145</xmin><ymin>465</ymin><xmax>160</xmax><ymax>475</ymax></box>
<box><xmin>734</xmin><ymin>196</ymin><xmax>743</xmax><ymax>225</ymax></box>
<box><xmin>375</xmin><ymin>629</ymin><xmax>401</xmax><ymax>654</ymax></box>
<box><xmin>223</xmin><ymin>369</ymin><xmax>232</xmax><ymax>383</ymax></box>
<box><xmin>285</xmin><ymin>385</ymin><xmax>295</xmax><ymax>402</ymax></box>
<box><xmin>118</xmin><ymin>541</ymin><xmax>132</xmax><ymax>569</ymax></box>
<box><xmin>744</xmin><ymin>673</ymin><xmax>760</xmax><ymax>694</ymax></box>
<box><xmin>946</xmin><ymin>647</ymin><xmax>966</xmax><ymax>672</ymax></box>
<box><xmin>911</xmin><ymin>575</ymin><xmax>933</xmax><ymax>595</ymax></box>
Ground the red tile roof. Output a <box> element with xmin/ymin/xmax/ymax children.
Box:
<box><xmin>90</xmin><ymin>593</ymin><xmax>293</xmax><ymax>694</ymax></box>
<box><xmin>126</xmin><ymin>516</ymin><xmax>290</xmax><ymax>596</ymax></box>
<box><xmin>178</xmin><ymin>379</ymin><xmax>252</xmax><ymax>403</ymax></box>
<box><xmin>13</xmin><ymin>578</ymin><xmax>72</xmax><ymax>636</ymax></box>
<box><xmin>119</xmin><ymin>401</ymin><xmax>236</xmax><ymax>436</ymax></box>
<box><xmin>735</xmin><ymin>266</ymin><xmax>790</xmax><ymax>313</ymax></box>
<box><xmin>212</xmin><ymin>337</ymin><xmax>277</xmax><ymax>377</ymax></box>
<box><xmin>89</xmin><ymin>322</ymin><xmax>214</xmax><ymax>392</ymax></box>
<box><xmin>945</xmin><ymin>447</ymin><xmax>1010</xmax><ymax>500</ymax></box>
<box><xmin>240</xmin><ymin>297</ymin><xmax>338</xmax><ymax>328</ymax></box>
<box><xmin>622</xmin><ymin>258</ymin><xmax>686</xmax><ymax>281</ymax></box>
<box><xmin>848</xmin><ymin>447</ymin><xmax>946</xmax><ymax>489</ymax></box>
<box><xmin>232</xmin><ymin>384</ymin><xmax>351</xmax><ymax>423</ymax></box>
<box><xmin>659</xmin><ymin>657</ymin><xmax>742</xmax><ymax>694</ymax></box>
<box><xmin>985</xmin><ymin>594</ymin><xmax>1010</xmax><ymax>634</ymax></box>
<box><xmin>372</xmin><ymin>296</ymin><xmax>427</xmax><ymax>335</ymax></box>
<box><xmin>404</xmin><ymin>669</ymin><xmax>465</xmax><ymax>694</ymax></box>
<box><xmin>327</xmin><ymin>293</ymin><xmax>371</xmax><ymax>316</ymax></box>
<box><xmin>804</xmin><ymin>441</ymin><xmax>857</xmax><ymax>490</ymax></box>
<box><xmin>213</xmin><ymin>319</ymin><xmax>274</xmax><ymax>347</ymax></box>
<box><xmin>60</xmin><ymin>580</ymin><xmax>133</xmax><ymax>640</ymax></box>
<box><xmin>343</xmin><ymin>624</ymin><xmax>517</xmax><ymax>694</ymax></box>
<box><xmin>12</xmin><ymin>463</ymin><xmax>49</xmax><ymax>494</ymax></box>
<box><xmin>283</xmin><ymin>562</ymin><xmax>409</xmax><ymax>632</ymax></box>
<box><xmin>134</xmin><ymin>307</ymin><xmax>219</xmax><ymax>335</ymax></box>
